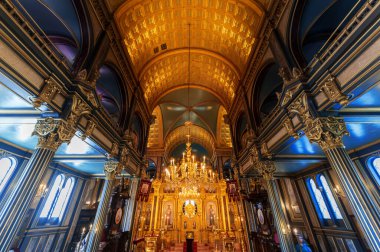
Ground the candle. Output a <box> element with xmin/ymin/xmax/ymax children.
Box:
<box><xmin>203</xmin><ymin>156</ymin><xmax>206</xmax><ymax>162</ymax></box>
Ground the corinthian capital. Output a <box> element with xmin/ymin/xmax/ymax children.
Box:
<box><xmin>33</xmin><ymin>118</ymin><xmax>76</xmax><ymax>151</ymax></box>
<box><xmin>257</xmin><ymin>161</ymin><xmax>276</xmax><ymax>181</ymax></box>
<box><xmin>304</xmin><ymin>117</ymin><xmax>349</xmax><ymax>151</ymax></box>
<box><xmin>104</xmin><ymin>160</ymin><xmax>119</xmax><ymax>180</ymax></box>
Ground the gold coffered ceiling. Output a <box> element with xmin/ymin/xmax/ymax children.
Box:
<box><xmin>141</xmin><ymin>50</ymin><xmax>239</xmax><ymax>107</ymax></box>
<box><xmin>115</xmin><ymin>0</ymin><xmax>266</xmax><ymax>107</ymax></box>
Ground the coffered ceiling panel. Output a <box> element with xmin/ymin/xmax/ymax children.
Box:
<box><xmin>141</xmin><ymin>50</ymin><xmax>239</xmax><ymax>107</ymax></box>
<box><xmin>116</xmin><ymin>0</ymin><xmax>264</xmax><ymax>72</ymax></box>
<box><xmin>115</xmin><ymin>0</ymin><xmax>266</xmax><ymax>107</ymax></box>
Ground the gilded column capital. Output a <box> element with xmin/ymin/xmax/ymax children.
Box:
<box><xmin>32</xmin><ymin>118</ymin><xmax>76</xmax><ymax>151</ymax></box>
<box><xmin>258</xmin><ymin>161</ymin><xmax>276</xmax><ymax>181</ymax></box>
<box><xmin>304</xmin><ymin>117</ymin><xmax>349</xmax><ymax>151</ymax></box>
<box><xmin>104</xmin><ymin>160</ymin><xmax>119</xmax><ymax>180</ymax></box>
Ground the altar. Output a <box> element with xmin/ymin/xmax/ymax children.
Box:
<box><xmin>131</xmin><ymin>140</ymin><xmax>247</xmax><ymax>251</ymax></box>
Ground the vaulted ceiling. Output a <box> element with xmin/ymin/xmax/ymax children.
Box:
<box><xmin>114</xmin><ymin>0</ymin><xmax>271</xmax><ymax>156</ymax></box>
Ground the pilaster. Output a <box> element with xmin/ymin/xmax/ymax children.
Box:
<box><xmin>258</xmin><ymin>161</ymin><xmax>296</xmax><ymax>252</ymax></box>
<box><xmin>0</xmin><ymin>118</ymin><xmax>76</xmax><ymax>251</ymax></box>
<box><xmin>86</xmin><ymin>160</ymin><xmax>119</xmax><ymax>252</ymax></box>
<box><xmin>304</xmin><ymin>116</ymin><xmax>380</xmax><ymax>251</ymax></box>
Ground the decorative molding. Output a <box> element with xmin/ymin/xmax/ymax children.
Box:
<box><xmin>280</xmin><ymin>83</ymin><xmax>303</xmax><ymax>107</ymax></box>
<box><xmin>110</xmin><ymin>142</ymin><xmax>119</xmax><ymax>157</ymax></box>
<box><xmin>31</xmin><ymin>78</ymin><xmax>61</xmax><ymax>108</ymax></box>
<box><xmin>80</xmin><ymin>120</ymin><xmax>96</xmax><ymax>140</ymax></box>
<box><xmin>320</xmin><ymin>76</ymin><xmax>349</xmax><ymax>106</ymax></box>
<box><xmin>67</xmin><ymin>96</ymin><xmax>91</xmax><ymax>125</ymax></box>
<box><xmin>261</xmin><ymin>142</ymin><xmax>272</xmax><ymax>159</ymax></box>
<box><xmin>257</xmin><ymin>161</ymin><xmax>276</xmax><ymax>181</ymax></box>
<box><xmin>283</xmin><ymin>117</ymin><xmax>299</xmax><ymax>139</ymax></box>
<box><xmin>119</xmin><ymin>146</ymin><xmax>130</xmax><ymax>166</ymax></box>
<box><xmin>78</xmin><ymin>86</ymin><xmax>100</xmax><ymax>108</ymax></box>
<box><xmin>287</xmin><ymin>93</ymin><xmax>312</xmax><ymax>123</ymax></box>
<box><xmin>304</xmin><ymin>117</ymin><xmax>349</xmax><ymax>151</ymax></box>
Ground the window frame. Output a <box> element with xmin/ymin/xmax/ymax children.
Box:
<box><xmin>38</xmin><ymin>173</ymin><xmax>76</xmax><ymax>226</ymax></box>
<box><xmin>306</xmin><ymin>173</ymin><xmax>344</xmax><ymax>227</ymax></box>
<box><xmin>0</xmin><ymin>155</ymin><xmax>18</xmax><ymax>197</ymax></box>
<box><xmin>367</xmin><ymin>156</ymin><xmax>380</xmax><ymax>187</ymax></box>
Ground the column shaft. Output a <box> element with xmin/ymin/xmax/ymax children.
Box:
<box><xmin>0</xmin><ymin>148</ymin><xmax>55</xmax><ymax>251</ymax></box>
<box><xmin>86</xmin><ymin>178</ymin><xmax>115</xmax><ymax>252</ymax></box>
<box><xmin>121</xmin><ymin>177</ymin><xmax>139</xmax><ymax>231</ymax></box>
<box><xmin>325</xmin><ymin>147</ymin><xmax>380</xmax><ymax>251</ymax></box>
<box><xmin>266</xmin><ymin>179</ymin><xmax>296</xmax><ymax>252</ymax></box>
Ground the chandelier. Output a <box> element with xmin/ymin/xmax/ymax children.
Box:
<box><xmin>162</xmin><ymin>24</ymin><xmax>217</xmax><ymax>195</ymax></box>
<box><xmin>164</xmin><ymin>135</ymin><xmax>216</xmax><ymax>193</ymax></box>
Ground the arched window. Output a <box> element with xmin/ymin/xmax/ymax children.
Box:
<box><xmin>369</xmin><ymin>157</ymin><xmax>380</xmax><ymax>185</ymax></box>
<box><xmin>320</xmin><ymin>175</ymin><xmax>343</xmax><ymax>219</ymax></box>
<box><xmin>0</xmin><ymin>156</ymin><xmax>17</xmax><ymax>194</ymax></box>
<box><xmin>39</xmin><ymin>174</ymin><xmax>76</xmax><ymax>225</ymax></box>
<box><xmin>308</xmin><ymin>178</ymin><xmax>331</xmax><ymax>219</ymax></box>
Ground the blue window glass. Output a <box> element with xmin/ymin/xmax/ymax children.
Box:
<box><xmin>371</xmin><ymin>157</ymin><xmax>380</xmax><ymax>182</ymax></box>
<box><xmin>0</xmin><ymin>157</ymin><xmax>17</xmax><ymax>194</ymax></box>
<box><xmin>320</xmin><ymin>175</ymin><xmax>343</xmax><ymax>219</ymax></box>
<box><xmin>308</xmin><ymin>178</ymin><xmax>331</xmax><ymax>219</ymax></box>
<box><xmin>40</xmin><ymin>174</ymin><xmax>75</xmax><ymax>224</ymax></box>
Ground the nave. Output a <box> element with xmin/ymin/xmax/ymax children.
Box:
<box><xmin>0</xmin><ymin>0</ymin><xmax>380</xmax><ymax>251</ymax></box>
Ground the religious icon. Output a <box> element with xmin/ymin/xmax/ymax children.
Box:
<box><xmin>184</xmin><ymin>221</ymin><xmax>187</xmax><ymax>229</ymax></box>
<box><xmin>229</xmin><ymin>205</ymin><xmax>236</xmax><ymax>230</ymax></box>
<box><xmin>141</xmin><ymin>183</ymin><xmax>149</xmax><ymax>194</ymax></box>
<box><xmin>163</xmin><ymin>203</ymin><xmax>173</xmax><ymax>228</ymax></box>
<box><xmin>229</xmin><ymin>183</ymin><xmax>236</xmax><ymax>194</ymax></box>
<box><xmin>193</xmin><ymin>221</ymin><xmax>196</xmax><ymax>229</ymax></box>
<box><xmin>208</xmin><ymin>204</ymin><xmax>216</xmax><ymax>227</ymax></box>
<box><xmin>145</xmin><ymin>204</ymin><xmax>151</xmax><ymax>230</ymax></box>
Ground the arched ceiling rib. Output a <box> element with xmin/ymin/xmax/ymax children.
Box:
<box><xmin>115</xmin><ymin>0</ymin><xmax>266</xmax><ymax>107</ymax></box>
<box><xmin>165</xmin><ymin>124</ymin><xmax>215</xmax><ymax>158</ymax></box>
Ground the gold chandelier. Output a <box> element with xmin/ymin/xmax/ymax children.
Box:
<box><xmin>164</xmin><ymin>135</ymin><xmax>216</xmax><ymax>192</ymax></box>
